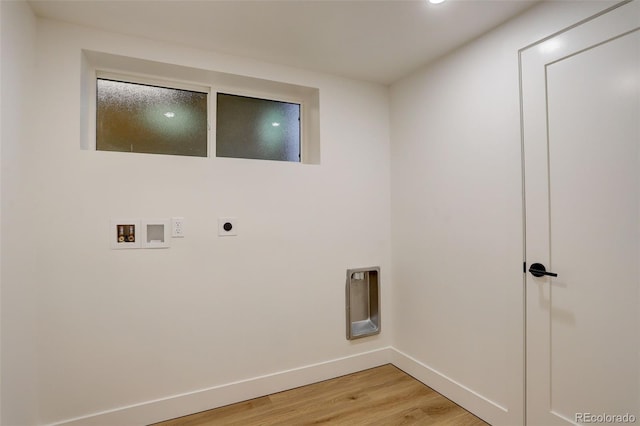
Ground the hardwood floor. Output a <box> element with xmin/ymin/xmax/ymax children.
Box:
<box><xmin>153</xmin><ymin>364</ymin><xmax>490</xmax><ymax>425</ymax></box>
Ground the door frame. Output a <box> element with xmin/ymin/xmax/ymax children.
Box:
<box><xmin>519</xmin><ymin>1</ymin><xmax>640</xmax><ymax>424</ymax></box>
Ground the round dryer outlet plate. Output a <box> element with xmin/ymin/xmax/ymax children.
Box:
<box><xmin>218</xmin><ymin>217</ymin><xmax>237</xmax><ymax>236</ymax></box>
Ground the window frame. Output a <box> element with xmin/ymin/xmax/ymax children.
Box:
<box><xmin>91</xmin><ymin>70</ymin><xmax>212</xmax><ymax>157</ymax></box>
<box><xmin>212</xmin><ymin>86</ymin><xmax>306</xmax><ymax>163</ymax></box>
<box><xmin>82</xmin><ymin>50</ymin><xmax>320</xmax><ymax>164</ymax></box>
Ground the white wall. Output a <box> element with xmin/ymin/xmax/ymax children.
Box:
<box><xmin>0</xmin><ymin>1</ymin><xmax>39</xmax><ymax>424</ymax></box>
<box><xmin>28</xmin><ymin>18</ymin><xmax>391</xmax><ymax>425</ymax></box>
<box><xmin>3</xmin><ymin>1</ymin><xmax>624</xmax><ymax>425</ymax></box>
<box><xmin>390</xmin><ymin>1</ymin><xmax>616</xmax><ymax>425</ymax></box>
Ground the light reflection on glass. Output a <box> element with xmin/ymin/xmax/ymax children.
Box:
<box><xmin>96</xmin><ymin>79</ymin><xmax>208</xmax><ymax>157</ymax></box>
<box><xmin>216</xmin><ymin>93</ymin><xmax>301</xmax><ymax>162</ymax></box>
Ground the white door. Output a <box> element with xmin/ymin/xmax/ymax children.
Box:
<box><xmin>521</xmin><ymin>2</ymin><xmax>640</xmax><ymax>425</ymax></box>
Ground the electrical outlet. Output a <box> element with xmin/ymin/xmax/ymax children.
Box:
<box><xmin>172</xmin><ymin>217</ymin><xmax>185</xmax><ymax>238</ymax></box>
<box><xmin>218</xmin><ymin>217</ymin><xmax>237</xmax><ymax>236</ymax></box>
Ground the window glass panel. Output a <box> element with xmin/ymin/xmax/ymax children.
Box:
<box><xmin>96</xmin><ymin>79</ymin><xmax>208</xmax><ymax>157</ymax></box>
<box><xmin>216</xmin><ymin>93</ymin><xmax>300</xmax><ymax>162</ymax></box>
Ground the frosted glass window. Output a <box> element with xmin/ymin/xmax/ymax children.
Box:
<box><xmin>96</xmin><ymin>79</ymin><xmax>208</xmax><ymax>157</ymax></box>
<box><xmin>216</xmin><ymin>93</ymin><xmax>301</xmax><ymax>162</ymax></box>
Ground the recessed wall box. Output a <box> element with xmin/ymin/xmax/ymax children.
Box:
<box><xmin>346</xmin><ymin>267</ymin><xmax>380</xmax><ymax>340</ymax></box>
<box><xmin>141</xmin><ymin>219</ymin><xmax>170</xmax><ymax>248</ymax></box>
<box><xmin>111</xmin><ymin>219</ymin><xmax>141</xmax><ymax>249</ymax></box>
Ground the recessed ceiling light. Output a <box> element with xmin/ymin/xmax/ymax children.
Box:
<box><xmin>429</xmin><ymin>0</ymin><xmax>446</xmax><ymax>4</ymax></box>
<box><xmin>272</xmin><ymin>122</ymin><xmax>281</xmax><ymax>127</ymax></box>
<box><xmin>164</xmin><ymin>112</ymin><xmax>175</xmax><ymax>118</ymax></box>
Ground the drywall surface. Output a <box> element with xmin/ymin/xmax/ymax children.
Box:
<box><xmin>30</xmin><ymin>19</ymin><xmax>391</xmax><ymax>424</ymax></box>
<box><xmin>389</xmin><ymin>2</ymin><xmax>615</xmax><ymax>425</ymax></box>
<box><xmin>1</xmin><ymin>0</ymin><xmax>39</xmax><ymax>424</ymax></box>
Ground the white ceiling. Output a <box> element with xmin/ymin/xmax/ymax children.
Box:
<box><xmin>28</xmin><ymin>0</ymin><xmax>538</xmax><ymax>85</ymax></box>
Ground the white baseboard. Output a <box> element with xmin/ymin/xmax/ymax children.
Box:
<box><xmin>52</xmin><ymin>347</ymin><xmax>394</xmax><ymax>426</ymax></box>
<box><xmin>52</xmin><ymin>347</ymin><xmax>514</xmax><ymax>426</ymax></box>
<box><xmin>389</xmin><ymin>348</ymin><xmax>510</xmax><ymax>425</ymax></box>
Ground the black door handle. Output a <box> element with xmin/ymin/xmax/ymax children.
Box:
<box><xmin>528</xmin><ymin>263</ymin><xmax>558</xmax><ymax>277</ymax></box>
